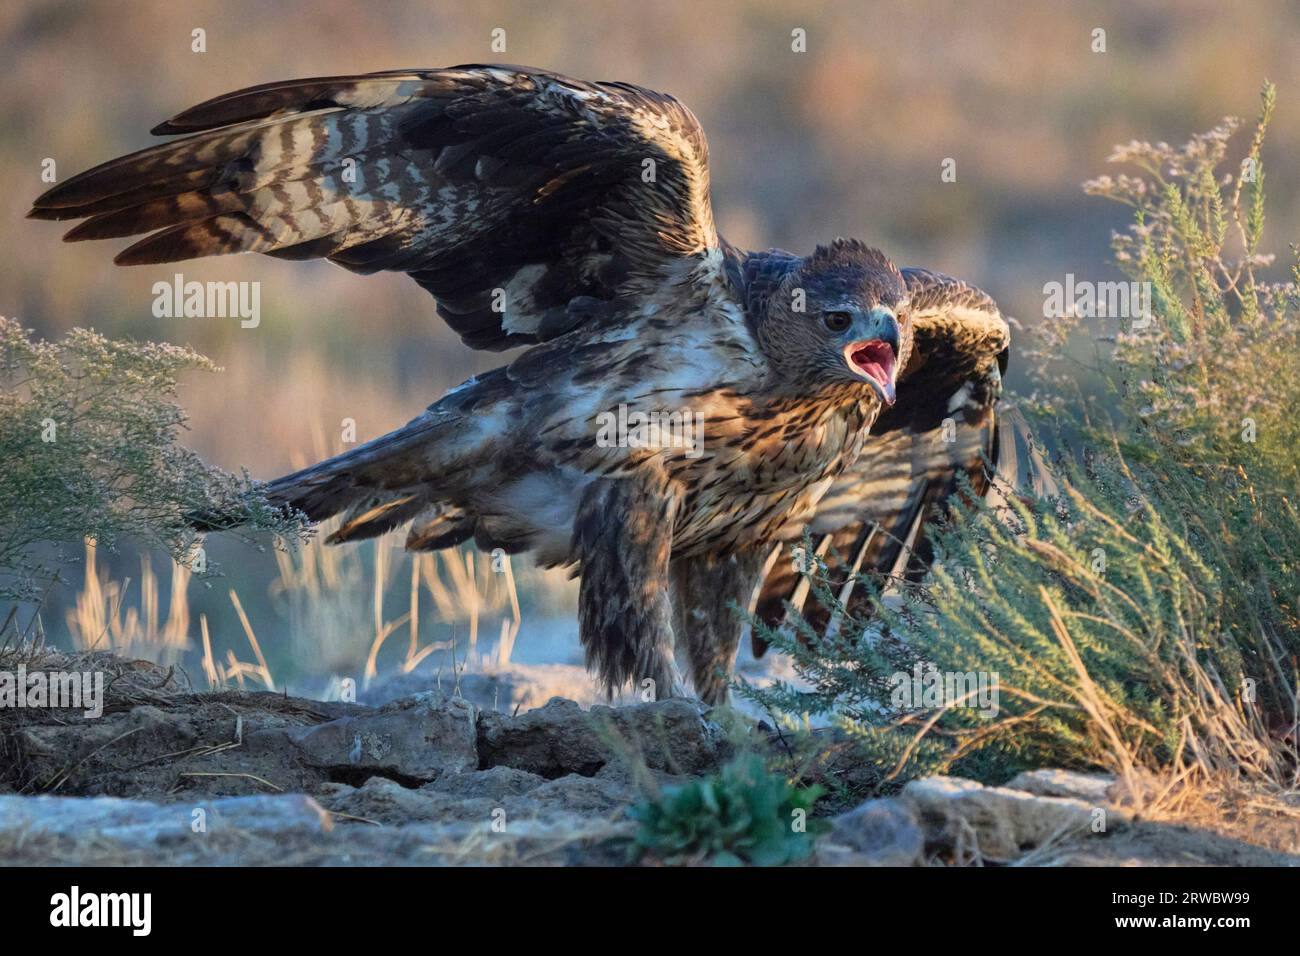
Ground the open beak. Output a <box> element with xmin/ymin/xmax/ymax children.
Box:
<box><xmin>843</xmin><ymin>308</ymin><xmax>900</xmax><ymax>405</ymax></box>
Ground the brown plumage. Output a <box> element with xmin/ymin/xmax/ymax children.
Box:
<box><xmin>752</xmin><ymin>268</ymin><xmax>1011</xmax><ymax>652</ymax></box>
<box><xmin>30</xmin><ymin>64</ymin><xmax>1010</xmax><ymax>704</ymax></box>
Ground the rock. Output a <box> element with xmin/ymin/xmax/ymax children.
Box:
<box><xmin>0</xmin><ymin>789</ymin><xmax>628</xmax><ymax>866</ymax></box>
<box><xmin>1</xmin><ymin>652</ymin><xmax>745</xmax><ymax>865</ymax></box>
<box><xmin>1005</xmin><ymin>769</ymin><xmax>1117</xmax><ymax>805</ymax></box>
<box><xmin>900</xmin><ymin>776</ymin><xmax>1127</xmax><ymax>862</ymax></box>
<box><xmin>524</xmin><ymin>773</ymin><xmax>636</xmax><ymax>816</ymax></box>
<box><xmin>7</xmin><ymin>692</ymin><xmax>364</xmax><ymax>797</ymax></box>
<box><xmin>198</xmin><ymin>794</ymin><xmax>335</xmax><ymax>835</ymax></box>
<box><xmin>320</xmin><ymin>764</ymin><xmax>639</xmax><ymax>828</ymax></box>
<box><xmin>249</xmin><ymin>691</ymin><xmax>478</xmax><ymax>784</ymax></box>
<box><xmin>319</xmin><ymin>777</ymin><xmax>490</xmax><ymax>825</ymax></box>
<box><xmin>1006</xmin><ymin>768</ymin><xmax>1162</xmax><ymax>814</ymax></box>
<box><xmin>423</xmin><ymin>765</ymin><xmax>548</xmax><ymax>800</ymax></box>
<box><xmin>363</xmin><ymin>670</ymin><xmax>522</xmax><ymax>710</ymax></box>
<box><xmin>381</xmin><ymin>814</ymin><xmax>631</xmax><ymax>866</ymax></box>
<box><xmin>816</xmin><ymin>798</ymin><xmax>925</xmax><ymax>866</ymax></box>
<box><xmin>361</xmin><ymin>664</ymin><xmax>616</xmax><ymax>712</ymax></box>
<box><xmin>477</xmin><ymin>697</ymin><xmax>728</xmax><ymax>779</ymax></box>
<box><xmin>315</xmin><ymin>767</ymin><xmax>637</xmax><ymax>836</ymax></box>
<box><xmin>0</xmin><ymin>792</ymin><xmax>331</xmax><ymax>849</ymax></box>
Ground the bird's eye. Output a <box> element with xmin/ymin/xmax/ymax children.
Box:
<box><xmin>823</xmin><ymin>311</ymin><xmax>852</xmax><ymax>333</ymax></box>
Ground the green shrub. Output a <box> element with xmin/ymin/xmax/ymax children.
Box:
<box><xmin>627</xmin><ymin>753</ymin><xmax>826</xmax><ymax>865</ymax></box>
<box><xmin>743</xmin><ymin>84</ymin><xmax>1300</xmax><ymax>796</ymax></box>
<box><xmin>0</xmin><ymin>319</ymin><xmax>307</xmax><ymax>603</ymax></box>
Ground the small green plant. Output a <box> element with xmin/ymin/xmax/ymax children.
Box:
<box><xmin>0</xmin><ymin>319</ymin><xmax>308</xmax><ymax>603</ymax></box>
<box><xmin>627</xmin><ymin>753</ymin><xmax>825</xmax><ymax>866</ymax></box>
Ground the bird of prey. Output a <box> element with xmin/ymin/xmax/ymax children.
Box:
<box><xmin>30</xmin><ymin>65</ymin><xmax>1010</xmax><ymax>704</ymax></box>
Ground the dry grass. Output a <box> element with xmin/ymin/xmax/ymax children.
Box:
<box><xmin>259</xmin><ymin>431</ymin><xmax>529</xmax><ymax>688</ymax></box>
<box><xmin>1138</xmin><ymin>773</ymin><xmax>1300</xmax><ymax>851</ymax></box>
<box><xmin>49</xmin><ymin>460</ymin><xmax>536</xmax><ymax>696</ymax></box>
<box><xmin>1002</xmin><ymin>772</ymin><xmax>1300</xmax><ymax>867</ymax></box>
<box><xmin>64</xmin><ymin>539</ymin><xmax>190</xmax><ymax>664</ymax></box>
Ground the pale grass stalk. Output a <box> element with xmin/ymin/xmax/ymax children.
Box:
<box><xmin>400</xmin><ymin>554</ymin><xmax>452</xmax><ymax>673</ymax></box>
<box><xmin>497</xmin><ymin>618</ymin><xmax>515</xmax><ymax>668</ymax></box>
<box><xmin>66</xmin><ymin>539</ymin><xmax>190</xmax><ymax>661</ymax></box>
<box><xmin>502</xmin><ymin>553</ymin><xmax>522</xmax><ymax>637</ymax></box>
<box><xmin>402</xmin><ymin>635</ymin><xmax>451</xmax><ymax>674</ymax></box>
<box><xmin>225</xmin><ymin>649</ymin><xmax>246</xmax><ymax>689</ymax></box>
<box><xmin>420</xmin><ymin>552</ymin><xmax>458</xmax><ymax>620</ymax></box>
<box><xmin>139</xmin><ymin>556</ymin><xmax>157</xmax><ymax>641</ymax></box>
<box><xmin>408</xmin><ymin>552</ymin><xmax>420</xmax><ymax>661</ymax></box>
<box><xmin>163</xmin><ymin>560</ymin><xmax>191</xmax><ymax>649</ymax></box>
<box><xmin>465</xmin><ymin>551</ymin><xmax>478</xmax><ymax>652</ymax></box>
<box><xmin>320</xmin><ymin>530</ymin><xmax>343</xmax><ymax>591</ymax></box>
<box><xmin>199</xmin><ymin>613</ymin><xmax>217</xmax><ymax>688</ymax></box>
<box><xmin>364</xmin><ymin>610</ymin><xmax>411</xmax><ymax>683</ymax></box>
<box><xmin>227</xmin><ymin>588</ymin><xmax>274</xmax><ymax>690</ymax></box>
<box><xmin>443</xmin><ymin>548</ymin><xmax>475</xmax><ymax>613</ymax></box>
<box><xmin>362</xmin><ymin>536</ymin><xmax>413</xmax><ymax>682</ymax></box>
<box><xmin>373</xmin><ymin>537</ymin><xmax>387</xmax><ymax>651</ymax></box>
<box><xmin>68</xmin><ymin>538</ymin><xmax>107</xmax><ymax>650</ymax></box>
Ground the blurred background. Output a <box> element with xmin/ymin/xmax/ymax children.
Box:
<box><xmin>2</xmin><ymin>0</ymin><xmax>1297</xmax><ymax>699</ymax></box>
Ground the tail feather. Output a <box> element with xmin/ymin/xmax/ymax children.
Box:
<box><xmin>405</xmin><ymin>507</ymin><xmax>476</xmax><ymax>551</ymax></box>
<box><xmin>27</xmin><ymin>168</ymin><xmax>222</xmax><ymax>221</ymax></box>
<box><xmin>239</xmin><ymin>411</ymin><xmax>456</xmax><ymax>541</ymax></box>
<box><xmin>327</xmin><ymin>494</ymin><xmax>428</xmax><ymax>545</ymax></box>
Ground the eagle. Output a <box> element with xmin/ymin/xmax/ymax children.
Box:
<box><xmin>29</xmin><ymin>65</ymin><xmax>1010</xmax><ymax>705</ymax></box>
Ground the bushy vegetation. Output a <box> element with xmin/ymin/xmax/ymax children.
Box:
<box><xmin>745</xmin><ymin>84</ymin><xmax>1300</xmax><ymax>797</ymax></box>
<box><xmin>0</xmin><ymin>319</ymin><xmax>306</xmax><ymax>603</ymax></box>
<box><xmin>627</xmin><ymin>753</ymin><xmax>825</xmax><ymax>865</ymax></box>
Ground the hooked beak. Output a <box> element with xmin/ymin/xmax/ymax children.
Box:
<box><xmin>843</xmin><ymin>307</ymin><xmax>900</xmax><ymax>405</ymax></box>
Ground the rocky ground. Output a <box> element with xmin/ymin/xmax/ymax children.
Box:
<box><xmin>2</xmin><ymin>652</ymin><xmax>1297</xmax><ymax>866</ymax></box>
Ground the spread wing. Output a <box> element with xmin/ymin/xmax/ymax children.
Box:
<box><xmin>29</xmin><ymin>65</ymin><xmax>722</xmax><ymax>350</ymax></box>
<box><xmin>752</xmin><ymin>267</ymin><xmax>1011</xmax><ymax>652</ymax></box>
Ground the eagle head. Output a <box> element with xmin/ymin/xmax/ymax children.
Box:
<box><xmin>754</xmin><ymin>238</ymin><xmax>911</xmax><ymax>405</ymax></box>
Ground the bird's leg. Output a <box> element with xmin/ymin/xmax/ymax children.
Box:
<box><xmin>671</xmin><ymin>550</ymin><xmax>766</xmax><ymax>706</ymax></box>
<box><xmin>574</xmin><ymin>473</ymin><xmax>685</xmax><ymax>701</ymax></box>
